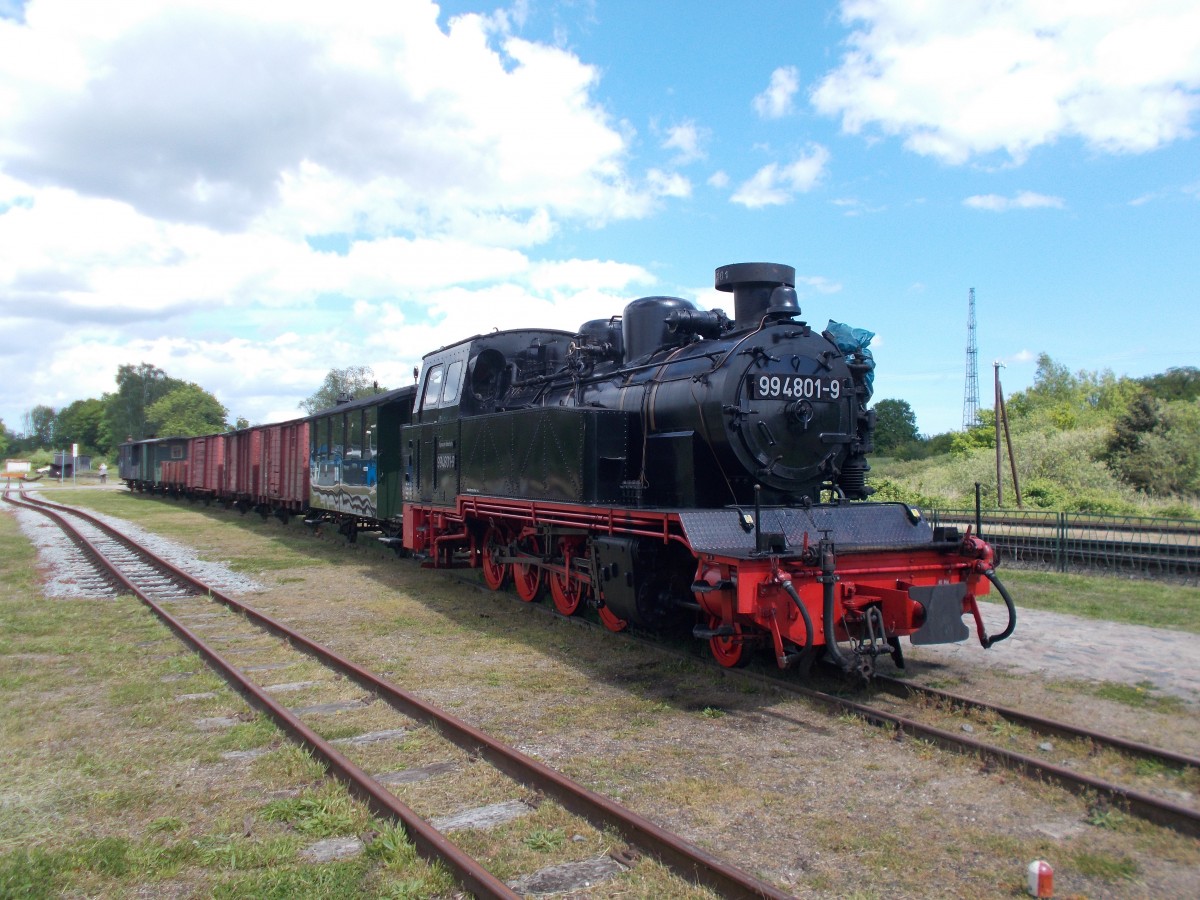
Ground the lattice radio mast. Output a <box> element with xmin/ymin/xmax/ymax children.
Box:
<box><xmin>962</xmin><ymin>288</ymin><xmax>980</xmax><ymax>430</ymax></box>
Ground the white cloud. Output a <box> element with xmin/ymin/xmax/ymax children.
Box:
<box><xmin>645</xmin><ymin>168</ymin><xmax>692</xmax><ymax>199</ymax></box>
<box><xmin>0</xmin><ymin>0</ymin><xmax>646</xmax><ymax>232</ymax></box>
<box><xmin>813</xmin><ymin>0</ymin><xmax>1200</xmax><ymax>163</ymax></box>
<box><xmin>963</xmin><ymin>190</ymin><xmax>1065</xmax><ymax>211</ymax></box>
<box><xmin>730</xmin><ymin>145</ymin><xmax>831</xmax><ymax>208</ymax></box>
<box><xmin>753</xmin><ymin>65</ymin><xmax>800</xmax><ymax>119</ymax></box>
<box><xmin>0</xmin><ymin>0</ymin><xmax>680</xmax><ymax>431</ymax></box>
<box><xmin>832</xmin><ymin>196</ymin><xmax>885</xmax><ymax>216</ymax></box>
<box><xmin>661</xmin><ymin>120</ymin><xmax>707</xmax><ymax>164</ymax></box>
<box><xmin>796</xmin><ymin>275</ymin><xmax>843</xmax><ymax>295</ymax></box>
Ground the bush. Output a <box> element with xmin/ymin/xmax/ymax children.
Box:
<box><xmin>865</xmin><ymin>477</ymin><xmax>943</xmax><ymax>511</ymax></box>
<box><xmin>1021</xmin><ymin>478</ymin><xmax>1068</xmax><ymax>510</ymax></box>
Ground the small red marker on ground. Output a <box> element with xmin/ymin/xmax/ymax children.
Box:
<box><xmin>1026</xmin><ymin>859</ymin><xmax>1053</xmax><ymax>897</ymax></box>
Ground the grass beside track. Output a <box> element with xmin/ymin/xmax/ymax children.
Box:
<box><xmin>995</xmin><ymin>569</ymin><xmax>1200</xmax><ymax>634</ymax></box>
<box><xmin>0</xmin><ymin>497</ymin><xmax>453</xmax><ymax>898</ymax></box>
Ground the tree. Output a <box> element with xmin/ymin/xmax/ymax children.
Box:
<box><xmin>104</xmin><ymin>363</ymin><xmax>185</xmax><ymax>443</ymax></box>
<box><xmin>1140</xmin><ymin>366</ymin><xmax>1200</xmax><ymax>402</ymax></box>
<box><xmin>300</xmin><ymin>366</ymin><xmax>386</xmax><ymax>415</ymax></box>
<box><xmin>56</xmin><ymin>398</ymin><xmax>107</xmax><ymax>453</ymax></box>
<box><xmin>0</xmin><ymin>418</ymin><xmax>9</xmax><ymax>457</ymax></box>
<box><xmin>145</xmin><ymin>383</ymin><xmax>228</xmax><ymax>437</ymax></box>
<box><xmin>1005</xmin><ymin>353</ymin><xmax>1138</xmax><ymax>430</ymax></box>
<box><xmin>233</xmin><ymin>416</ymin><xmax>250</xmax><ymax>431</ymax></box>
<box><xmin>1103</xmin><ymin>393</ymin><xmax>1200</xmax><ymax>497</ymax></box>
<box><xmin>24</xmin><ymin>405</ymin><xmax>57</xmax><ymax>448</ymax></box>
<box><xmin>871</xmin><ymin>399</ymin><xmax>919</xmax><ymax>453</ymax></box>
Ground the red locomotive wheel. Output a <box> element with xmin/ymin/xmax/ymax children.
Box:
<box><xmin>512</xmin><ymin>536</ymin><xmax>543</xmax><ymax>602</ymax></box>
<box><xmin>549</xmin><ymin>570</ymin><xmax>583</xmax><ymax>615</ymax></box>
<box><xmin>481</xmin><ymin>525</ymin><xmax>511</xmax><ymax>591</ymax></box>
<box><xmin>513</xmin><ymin>560</ymin><xmax>542</xmax><ymax>602</ymax></box>
<box><xmin>708</xmin><ymin>616</ymin><xmax>751</xmax><ymax>668</ymax></box>
<box><xmin>597</xmin><ymin>604</ymin><xmax>628</xmax><ymax>633</ymax></box>
<box><xmin>549</xmin><ymin>538</ymin><xmax>585</xmax><ymax>616</ymax></box>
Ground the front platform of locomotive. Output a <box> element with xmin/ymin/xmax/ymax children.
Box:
<box><xmin>676</xmin><ymin>263</ymin><xmax>1017</xmax><ymax>676</ymax></box>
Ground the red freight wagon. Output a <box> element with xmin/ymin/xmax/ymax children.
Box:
<box><xmin>223</xmin><ymin>429</ymin><xmax>262</xmax><ymax>501</ymax></box>
<box><xmin>160</xmin><ymin>459</ymin><xmax>188</xmax><ymax>489</ymax></box>
<box><xmin>257</xmin><ymin>419</ymin><xmax>309</xmax><ymax>513</ymax></box>
<box><xmin>187</xmin><ymin>435</ymin><xmax>227</xmax><ymax>499</ymax></box>
<box><xmin>187</xmin><ymin>436</ymin><xmax>206</xmax><ymax>492</ymax></box>
<box><xmin>205</xmin><ymin>435</ymin><xmax>227</xmax><ymax>497</ymax></box>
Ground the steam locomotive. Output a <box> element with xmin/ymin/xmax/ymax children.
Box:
<box><xmin>121</xmin><ymin>262</ymin><xmax>1014</xmax><ymax>677</ymax></box>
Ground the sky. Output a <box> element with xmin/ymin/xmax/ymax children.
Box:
<box><xmin>1</xmin><ymin>0</ymin><xmax>1197</xmax><ymax>439</ymax></box>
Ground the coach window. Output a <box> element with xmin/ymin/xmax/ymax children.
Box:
<box><xmin>310</xmin><ymin>421</ymin><xmax>319</xmax><ymax>479</ymax></box>
<box><xmin>442</xmin><ymin>360</ymin><xmax>463</xmax><ymax>405</ymax></box>
<box><xmin>347</xmin><ymin>410</ymin><xmax>363</xmax><ymax>485</ymax></box>
<box><xmin>365</xmin><ymin>406</ymin><xmax>377</xmax><ymax>459</ymax></box>
<box><xmin>333</xmin><ymin>414</ymin><xmax>346</xmax><ymax>482</ymax></box>
<box><xmin>315</xmin><ymin>417</ymin><xmax>330</xmax><ymax>485</ymax></box>
<box><xmin>421</xmin><ymin>364</ymin><xmax>444</xmax><ymax>411</ymax></box>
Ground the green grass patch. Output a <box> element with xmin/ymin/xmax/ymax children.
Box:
<box><xmin>997</xmin><ymin>569</ymin><xmax>1200</xmax><ymax>633</ymax></box>
<box><xmin>215</xmin><ymin>715</ymin><xmax>280</xmax><ymax>751</ymax></box>
<box><xmin>522</xmin><ymin>826</ymin><xmax>566</xmax><ymax>852</ymax></box>
<box><xmin>1092</xmin><ymin>680</ymin><xmax>1187</xmax><ymax>712</ymax></box>
<box><xmin>260</xmin><ymin>784</ymin><xmax>369</xmax><ymax>837</ymax></box>
<box><xmin>1072</xmin><ymin>850</ymin><xmax>1139</xmax><ymax>881</ymax></box>
<box><xmin>0</xmin><ymin>834</ymin><xmax>199</xmax><ymax>897</ymax></box>
<box><xmin>1047</xmin><ymin>677</ymin><xmax>1188</xmax><ymax>712</ymax></box>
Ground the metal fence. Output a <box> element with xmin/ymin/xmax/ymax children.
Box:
<box><xmin>928</xmin><ymin>508</ymin><xmax>1200</xmax><ymax>582</ymax></box>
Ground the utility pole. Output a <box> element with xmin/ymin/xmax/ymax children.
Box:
<box><xmin>963</xmin><ymin>288</ymin><xmax>979</xmax><ymax>430</ymax></box>
<box><xmin>994</xmin><ymin>362</ymin><xmax>1003</xmax><ymax>506</ymax></box>
<box><xmin>993</xmin><ymin>361</ymin><xmax>1022</xmax><ymax>509</ymax></box>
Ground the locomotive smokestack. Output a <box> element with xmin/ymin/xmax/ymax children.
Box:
<box><xmin>715</xmin><ymin>262</ymin><xmax>799</xmax><ymax>328</ymax></box>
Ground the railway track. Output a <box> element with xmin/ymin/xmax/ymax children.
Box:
<box><xmin>4</xmin><ymin>486</ymin><xmax>792</xmax><ymax>899</ymax></box>
<box><xmin>932</xmin><ymin>509</ymin><xmax>1200</xmax><ymax>579</ymax></box>
<box><xmin>441</xmin><ymin>561</ymin><xmax>1200</xmax><ymax>840</ymax></box>
<box><xmin>12</xmin><ymin>486</ymin><xmax>1198</xmax><ymax>870</ymax></box>
<box><xmin>783</xmin><ymin>675</ymin><xmax>1200</xmax><ymax>838</ymax></box>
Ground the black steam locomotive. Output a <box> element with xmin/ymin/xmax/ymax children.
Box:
<box><xmin>401</xmin><ymin>262</ymin><xmax>1014</xmax><ymax>675</ymax></box>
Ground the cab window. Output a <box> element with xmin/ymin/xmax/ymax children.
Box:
<box><xmin>421</xmin><ymin>364</ymin><xmax>444</xmax><ymax>410</ymax></box>
<box><xmin>442</xmin><ymin>360</ymin><xmax>463</xmax><ymax>405</ymax></box>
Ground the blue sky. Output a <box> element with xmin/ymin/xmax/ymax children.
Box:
<box><xmin>1</xmin><ymin>0</ymin><xmax>1197</xmax><ymax>439</ymax></box>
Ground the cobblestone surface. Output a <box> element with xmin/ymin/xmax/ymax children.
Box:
<box><xmin>909</xmin><ymin>599</ymin><xmax>1200</xmax><ymax>706</ymax></box>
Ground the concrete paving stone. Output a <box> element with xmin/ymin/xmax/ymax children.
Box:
<box><xmin>221</xmin><ymin>748</ymin><xmax>271</xmax><ymax>762</ymax></box>
<box><xmin>300</xmin><ymin>836</ymin><xmax>363</xmax><ymax>863</ymax></box>
<box><xmin>333</xmin><ymin>728</ymin><xmax>409</xmax><ymax>746</ymax></box>
<box><xmin>288</xmin><ymin>700</ymin><xmax>368</xmax><ymax>715</ymax></box>
<box><xmin>1032</xmin><ymin>820</ymin><xmax>1087</xmax><ymax>840</ymax></box>
<box><xmin>176</xmin><ymin>691</ymin><xmax>219</xmax><ymax>701</ymax></box>
<box><xmin>507</xmin><ymin>855</ymin><xmax>627</xmax><ymax>895</ymax></box>
<box><xmin>432</xmin><ymin>799</ymin><xmax>531</xmax><ymax>832</ymax></box>
<box><xmin>374</xmin><ymin>762</ymin><xmax>459</xmax><ymax>785</ymax></box>
<box><xmin>263</xmin><ymin>680</ymin><xmax>325</xmax><ymax>693</ymax></box>
<box><xmin>195</xmin><ymin>717</ymin><xmax>240</xmax><ymax>730</ymax></box>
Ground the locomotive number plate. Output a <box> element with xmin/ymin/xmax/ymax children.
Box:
<box><xmin>749</xmin><ymin>374</ymin><xmax>841</xmax><ymax>400</ymax></box>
